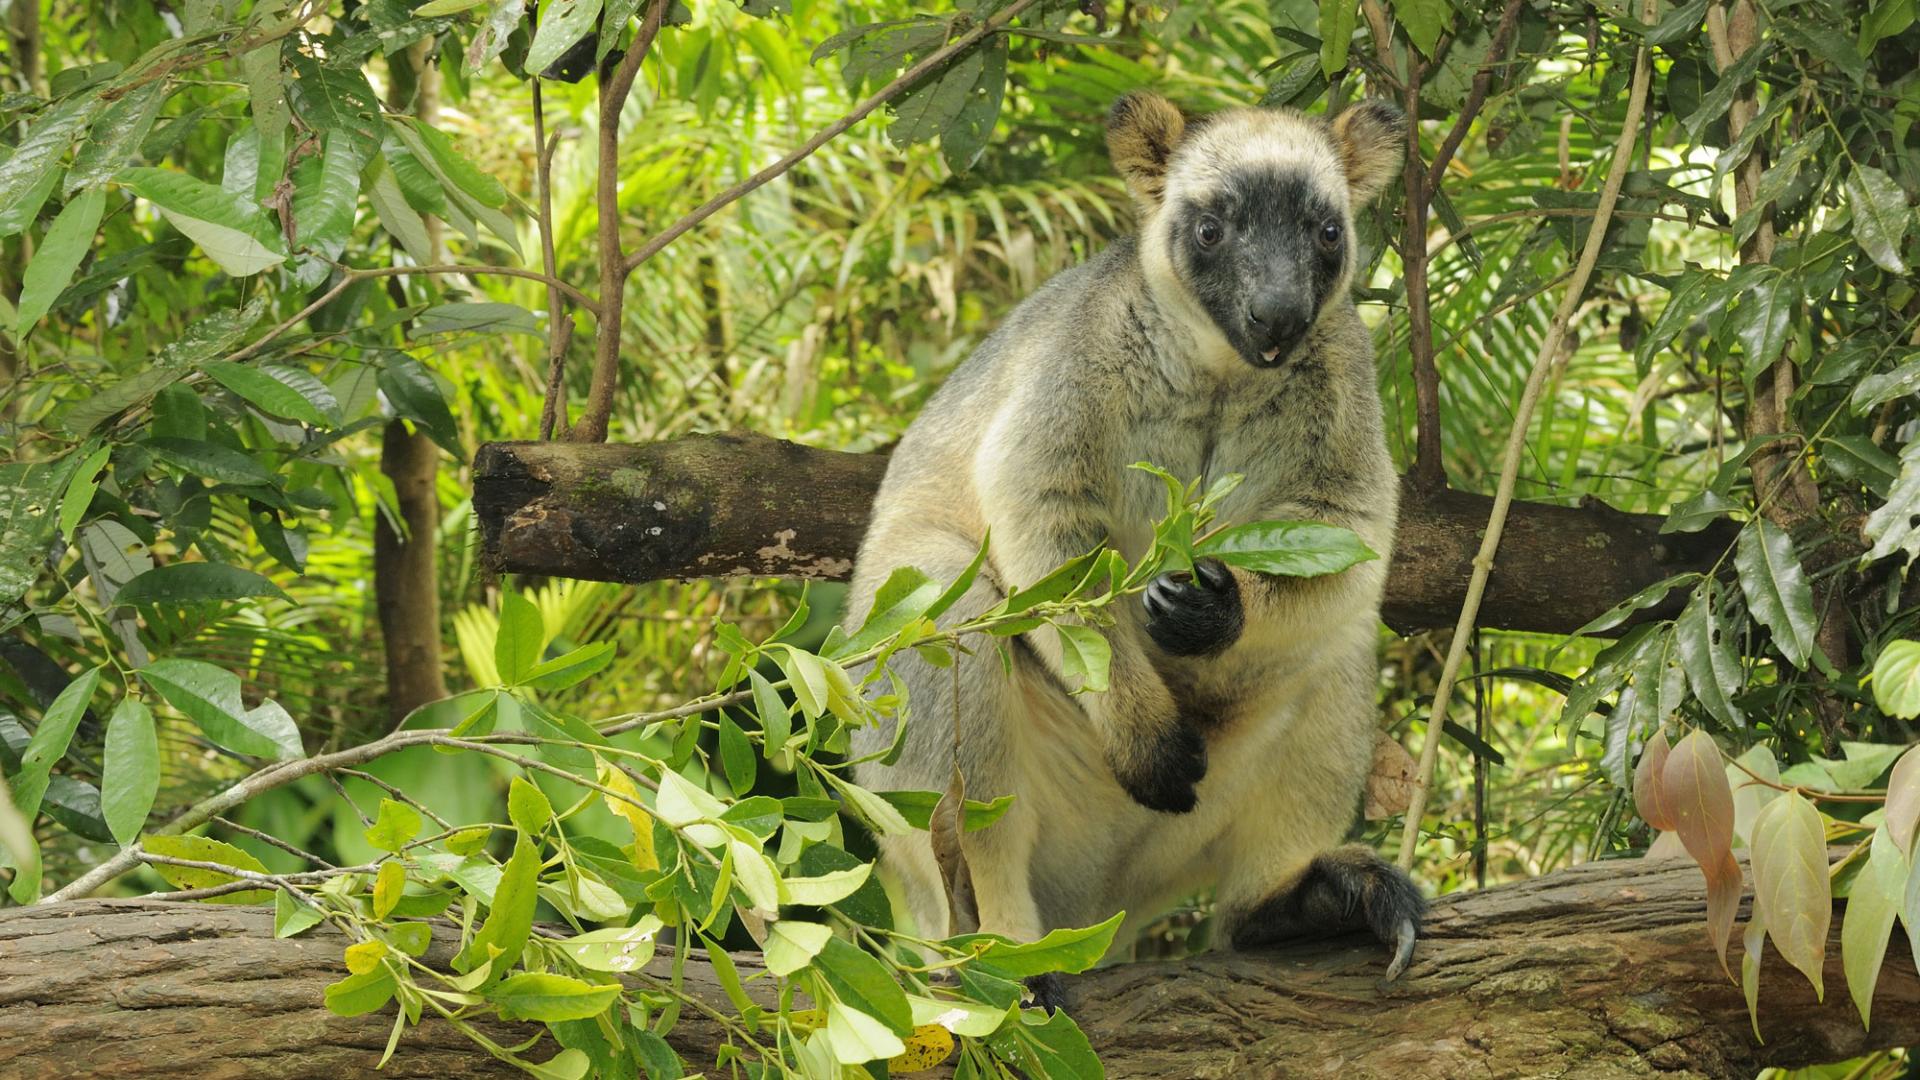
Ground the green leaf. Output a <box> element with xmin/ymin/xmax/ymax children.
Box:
<box><xmin>777</xmin><ymin>861</ymin><xmax>873</xmax><ymax>906</ymax></box>
<box><xmin>201</xmin><ymin>360</ymin><xmax>337</xmax><ymax>426</ymax></box>
<box><xmin>69</xmin><ymin>84</ymin><xmax>168</xmax><ymax>193</ymax></box>
<box><xmin>527</xmin><ymin>0</ymin><xmax>606</xmax><ymax>75</ymax></box>
<box><xmin>523</xmin><ymin>642</ymin><xmax>615</xmax><ymax>692</ymax></box>
<box><xmin>508</xmin><ymin>776</ymin><xmax>553</xmax><ymax>834</ymax></box>
<box><xmin>839</xmin><ymin>565</ymin><xmax>942</xmax><ymax>657</ymax></box>
<box><xmin>115</xmin><ymin>562</ymin><xmax>288</xmax><ymax>606</ymax></box>
<box><xmin>1750</xmin><ymin>792</ymin><xmax>1831</xmax><ymax>1000</ymax></box>
<box><xmin>1847</xmin><ymin>165</ymin><xmax>1911</xmax><ymax>275</ymax></box>
<box><xmin>1638</xmin><ymin>269</ymin><xmax>1730</xmax><ymax>368</ymax></box>
<box><xmin>325</xmin><ymin>966</ymin><xmax>398</xmax><ymax>1017</ymax></box>
<box><xmin>459</xmin><ymin>832</ymin><xmax>540</xmax><ymax>978</ymax></box>
<box><xmin>367</xmin><ymin>798</ymin><xmax>424</xmax><ymax>853</ymax></box>
<box><xmin>968</xmin><ymin>912</ymin><xmax>1123</xmax><ymax>977</ymax></box>
<box><xmin>372</xmin><ymin>859</ymin><xmax>405</xmax><ymax>918</ymax></box>
<box><xmin>0</xmin><ymin>456</ymin><xmax>83</xmax><ymax>607</ymax></box>
<box><xmin>365</xmin><ymin>154</ymin><xmax>434</xmax><ymax>264</ymax></box>
<box><xmin>1733</xmin><ymin>519</ymin><xmax>1818</xmax><ymax>670</ymax></box>
<box><xmin>766</xmin><ymin>919</ymin><xmax>834</xmax><ymax>976</ymax></box>
<box><xmin>1727</xmin><ymin>268</ymin><xmax>1792</xmax><ymax>380</ymax></box>
<box><xmin>143</xmin><ymin>436</ymin><xmax>277</xmax><ymax>486</ymax></box>
<box><xmin>488</xmin><ymin>972</ymin><xmax>621</xmax><ymax>1022</ymax></box>
<box><xmin>1864</xmin><ymin>442</ymin><xmax>1920</xmax><ymax>567</ymax></box>
<box><xmin>120</xmin><ymin>167</ymin><xmax>287</xmax><ymax>277</ymax></box>
<box><xmin>825</xmin><ymin>1001</ymin><xmax>906</xmax><ymax>1065</ymax></box>
<box><xmin>1319</xmin><ymin>0</ymin><xmax>1357</xmax><ymax>75</ymax></box>
<box><xmin>101</xmin><ymin>696</ymin><xmax>159</xmax><ymax>846</ymax></box>
<box><xmin>378</xmin><ymin>356</ymin><xmax>460</xmax><ymax>454</ymax></box>
<box><xmin>275</xmin><ymin>887</ymin><xmax>327</xmax><ymax>937</ymax></box>
<box><xmin>1056</xmin><ymin>623</ymin><xmax>1111</xmax><ymax>693</ymax></box>
<box><xmin>718</xmin><ymin>714</ymin><xmax>756</xmax><ymax>796</ymax></box>
<box><xmin>1850</xmin><ymin>356</ymin><xmax>1920</xmax><ymax>416</ymax></box>
<box><xmin>143</xmin><ymin>833</ymin><xmax>274</xmax><ymax>904</ymax></box>
<box><xmin>1196</xmin><ymin>521</ymin><xmax>1376</xmax><ymax>577</ymax></box>
<box><xmin>0</xmin><ymin>95</ymin><xmax>95</xmax><ymax>239</ymax></box>
<box><xmin>404</xmin><ymin>119</ymin><xmax>508</xmax><ymax>209</ymax></box>
<box><xmin>815</xmin><ymin>936</ymin><xmax>913</xmax><ymax>1037</ymax></box>
<box><xmin>1862</xmin><ymin>0</ymin><xmax>1917</xmax><ymax>51</ymax></box>
<box><xmin>987</xmin><ymin>1008</ymin><xmax>1102</xmax><ymax>1080</ymax></box>
<box><xmin>495</xmin><ymin>590</ymin><xmax>545</xmax><ymax>686</ymax></box>
<box><xmin>1683</xmin><ymin>43</ymin><xmax>1763</xmax><ymax>141</ymax></box>
<box><xmin>875</xmin><ymin>789</ymin><xmax>1014</xmax><ymax>832</ymax></box>
<box><xmin>889</xmin><ymin>47</ymin><xmax>981</xmax><ymax>150</ymax></box>
<box><xmin>288</xmin><ymin>51</ymin><xmax>383</xmax><ymax>159</ymax></box>
<box><xmin>138</xmin><ymin>658</ymin><xmax>305</xmax><ymax>760</ymax></box>
<box><xmin>940</xmin><ymin>38</ymin><xmax>1007</xmax><ymax>173</ymax></box>
<box><xmin>1674</xmin><ymin>582</ymin><xmax>1746</xmax><ymax>728</ymax></box>
<box><xmin>1842</xmin><ymin>824</ymin><xmax>1908</xmax><ymax>1028</ymax></box>
<box><xmin>10</xmin><ymin>666</ymin><xmax>103</xmax><ymax>821</ymax></box>
<box><xmin>562</xmin><ymin>915</ymin><xmax>663</xmax><ymax>973</ymax></box>
<box><xmin>57</xmin><ymin>444</ymin><xmax>111</xmax><ymax>542</ymax></box>
<box><xmin>17</xmin><ymin>186</ymin><xmax>105</xmax><ymax>335</ymax></box>
<box><xmin>750</xmin><ymin>669</ymin><xmax>792</xmax><ymax>760</ymax></box>
<box><xmin>1392</xmin><ymin>0</ymin><xmax>1451</xmax><ymax>55</ymax></box>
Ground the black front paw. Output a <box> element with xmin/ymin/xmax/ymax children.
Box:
<box><xmin>1144</xmin><ymin>558</ymin><xmax>1243</xmax><ymax>657</ymax></box>
<box><xmin>1114</xmin><ymin>722</ymin><xmax>1208</xmax><ymax>814</ymax></box>
<box><xmin>1231</xmin><ymin>845</ymin><xmax>1427</xmax><ymax>980</ymax></box>
<box><xmin>1023</xmin><ymin>972</ymin><xmax>1072</xmax><ymax>1014</ymax></box>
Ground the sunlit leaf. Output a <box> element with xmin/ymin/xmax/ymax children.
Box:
<box><xmin>1749</xmin><ymin>791</ymin><xmax>1831</xmax><ymax>1000</ymax></box>
<box><xmin>1840</xmin><ymin>825</ymin><xmax>1908</xmax><ymax>1028</ymax></box>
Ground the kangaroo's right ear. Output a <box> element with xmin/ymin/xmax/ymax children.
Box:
<box><xmin>1107</xmin><ymin>91</ymin><xmax>1188</xmax><ymax>216</ymax></box>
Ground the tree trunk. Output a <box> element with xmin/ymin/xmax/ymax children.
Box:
<box><xmin>471</xmin><ymin>433</ymin><xmax>1735</xmax><ymax>638</ymax></box>
<box><xmin>372</xmin><ymin>44</ymin><xmax>450</xmax><ymax>732</ymax></box>
<box><xmin>374</xmin><ymin>421</ymin><xmax>448</xmax><ymax>729</ymax></box>
<box><xmin>4</xmin><ymin>856</ymin><xmax>1913</xmax><ymax>1079</ymax></box>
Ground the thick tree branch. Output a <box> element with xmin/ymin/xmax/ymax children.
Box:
<box><xmin>1704</xmin><ymin>1</ymin><xmax>1849</xmax><ymax>720</ymax></box>
<box><xmin>470</xmin><ymin>433</ymin><xmax>1734</xmax><ymax>638</ymax></box>
<box><xmin>7</xmin><ymin>857</ymin><xmax>1916</xmax><ymax>1078</ymax></box>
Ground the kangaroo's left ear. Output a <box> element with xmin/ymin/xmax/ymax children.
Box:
<box><xmin>1330</xmin><ymin>99</ymin><xmax>1405</xmax><ymax>203</ymax></box>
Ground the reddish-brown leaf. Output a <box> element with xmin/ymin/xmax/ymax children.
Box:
<box><xmin>1635</xmin><ymin>728</ymin><xmax>1679</xmax><ymax>831</ymax></box>
<box><xmin>1664</xmin><ymin>729</ymin><xmax>1741</xmax><ymax>977</ymax></box>
<box><xmin>1885</xmin><ymin>745</ymin><xmax>1920</xmax><ymax>856</ymax></box>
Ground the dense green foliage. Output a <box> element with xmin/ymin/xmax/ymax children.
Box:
<box><xmin>2</xmin><ymin>0</ymin><xmax>1920</xmax><ymax>1076</ymax></box>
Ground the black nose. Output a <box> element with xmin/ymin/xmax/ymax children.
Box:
<box><xmin>1248</xmin><ymin>296</ymin><xmax>1309</xmax><ymax>353</ymax></box>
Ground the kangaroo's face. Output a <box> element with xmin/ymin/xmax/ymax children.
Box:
<box><xmin>1108</xmin><ymin>94</ymin><xmax>1403</xmax><ymax>369</ymax></box>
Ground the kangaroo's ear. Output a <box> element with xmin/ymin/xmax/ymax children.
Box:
<box><xmin>1107</xmin><ymin>91</ymin><xmax>1188</xmax><ymax>215</ymax></box>
<box><xmin>1330</xmin><ymin>99</ymin><xmax>1404</xmax><ymax>203</ymax></box>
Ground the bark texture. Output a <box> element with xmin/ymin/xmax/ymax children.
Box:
<box><xmin>4</xmin><ymin>857</ymin><xmax>1914</xmax><ymax>1079</ymax></box>
<box><xmin>372</xmin><ymin>46</ymin><xmax>450</xmax><ymax>732</ymax></box>
<box><xmin>473</xmin><ymin>433</ymin><xmax>1733</xmax><ymax>637</ymax></box>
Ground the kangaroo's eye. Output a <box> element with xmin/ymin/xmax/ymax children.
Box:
<box><xmin>1196</xmin><ymin>217</ymin><xmax>1224</xmax><ymax>248</ymax></box>
<box><xmin>1319</xmin><ymin>220</ymin><xmax>1343</xmax><ymax>249</ymax></box>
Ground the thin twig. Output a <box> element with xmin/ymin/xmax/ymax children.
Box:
<box><xmin>225</xmin><ymin>263</ymin><xmax>596</xmax><ymax>365</ymax></box>
<box><xmin>571</xmin><ymin>0</ymin><xmax>668</xmax><ymax>444</ymax></box>
<box><xmin>533</xmin><ymin>70</ymin><xmax>571</xmax><ymax>440</ymax></box>
<box><xmin>617</xmin><ymin>0</ymin><xmax>1043</xmax><ymax>278</ymax></box>
<box><xmin>336</xmin><ymin>768</ymin><xmax>454</xmax><ymax>830</ymax></box>
<box><xmin>211</xmin><ymin>815</ymin><xmax>338</xmax><ymax>869</ymax></box>
<box><xmin>1397</xmin><ymin>3</ymin><xmax>1658</xmax><ymax>870</ymax></box>
<box><xmin>1424</xmin><ymin>0</ymin><xmax>1525</xmax><ymax>193</ymax></box>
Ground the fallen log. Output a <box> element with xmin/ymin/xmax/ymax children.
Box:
<box><xmin>3</xmin><ymin>856</ymin><xmax>1914</xmax><ymax>1079</ymax></box>
<box><xmin>472</xmin><ymin>433</ymin><xmax>1731</xmax><ymax>637</ymax></box>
